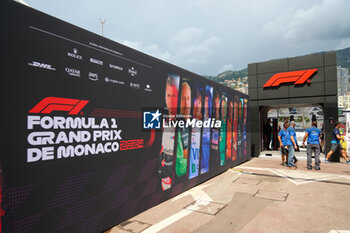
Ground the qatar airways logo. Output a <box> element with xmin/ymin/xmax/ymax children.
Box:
<box><xmin>65</xmin><ymin>67</ymin><xmax>81</xmax><ymax>77</ymax></box>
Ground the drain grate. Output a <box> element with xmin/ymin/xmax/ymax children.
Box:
<box><xmin>253</xmin><ymin>190</ymin><xmax>289</xmax><ymax>202</ymax></box>
<box><xmin>234</xmin><ymin>178</ymin><xmax>261</xmax><ymax>185</ymax></box>
<box><xmin>118</xmin><ymin>220</ymin><xmax>151</xmax><ymax>233</ymax></box>
<box><xmin>185</xmin><ymin>200</ymin><xmax>226</xmax><ymax>216</ymax></box>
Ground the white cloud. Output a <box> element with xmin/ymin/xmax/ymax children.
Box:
<box><xmin>121</xmin><ymin>27</ymin><xmax>220</xmax><ymax>69</ymax></box>
<box><xmin>285</xmin><ymin>0</ymin><xmax>350</xmax><ymax>43</ymax></box>
<box><xmin>261</xmin><ymin>0</ymin><xmax>350</xmax><ymax>44</ymax></box>
<box><xmin>174</xmin><ymin>44</ymin><xmax>212</xmax><ymax>65</ymax></box>
<box><xmin>204</xmin><ymin>36</ymin><xmax>220</xmax><ymax>45</ymax></box>
<box><xmin>183</xmin><ymin>0</ymin><xmax>216</xmax><ymax>10</ymax></box>
<box><xmin>337</xmin><ymin>37</ymin><xmax>350</xmax><ymax>50</ymax></box>
<box><xmin>284</xmin><ymin>0</ymin><xmax>350</xmax><ymax>43</ymax></box>
<box><xmin>217</xmin><ymin>64</ymin><xmax>235</xmax><ymax>75</ymax></box>
<box><xmin>170</xmin><ymin>34</ymin><xmax>220</xmax><ymax>67</ymax></box>
<box><xmin>121</xmin><ymin>40</ymin><xmax>172</xmax><ymax>61</ymax></box>
<box><xmin>169</xmin><ymin>26</ymin><xmax>203</xmax><ymax>45</ymax></box>
<box><xmin>261</xmin><ymin>14</ymin><xmax>291</xmax><ymax>37</ymax></box>
<box><xmin>143</xmin><ymin>44</ymin><xmax>172</xmax><ymax>60</ymax></box>
<box><xmin>121</xmin><ymin>40</ymin><xmax>142</xmax><ymax>50</ymax></box>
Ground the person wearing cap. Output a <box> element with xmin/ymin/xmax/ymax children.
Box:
<box><xmin>302</xmin><ymin>121</ymin><xmax>322</xmax><ymax>170</ymax></box>
<box><xmin>278</xmin><ymin>122</ymin><xmax>298</xmax><ymax>169</ymax></box>
<box><xmin>325</xmin><ymin>122</ymin><xmax>350</xmax><ymax>164</ymax></box>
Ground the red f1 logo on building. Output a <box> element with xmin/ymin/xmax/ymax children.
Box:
<box><xmin>263</xmin><ymin>69</ymin><xmax>317</xmax><ymax>87</ymax></box>
<box><xmin>29</xmin><ymin>97</ymin><xmax>89</xmax><ymax>115</ymax></box>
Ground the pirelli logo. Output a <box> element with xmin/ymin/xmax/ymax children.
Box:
<box><xmin>263</xmin><ymin>69</ymin><xmax>317</xmax><ymax>87</ymax></box>
<box><xmin>29</xmin><ymin>97</ymin><xmax>89</xmax><ymax>115</ymax></box>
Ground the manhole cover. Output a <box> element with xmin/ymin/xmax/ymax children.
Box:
<box><xmin>253</xmin><ymin>190</ymin><xmax>289</xmax><ymax>202</ymax></box>
<box><xmin>185</xmin><ymin>200</ymin><xmax>226</xmax><ymax>215</ymax></box>
<box><xmin>119</xmin><ymin>220</ymin><xmax>151</xmax><ymax>233</ymax></box>
<box><xmin>234</xmin><ymin>178</ymin><xmax>261</xmax><ymax>185</ymax></box>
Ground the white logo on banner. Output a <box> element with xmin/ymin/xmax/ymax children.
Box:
<box><xmin>67</xmin><ymin>48</ymin><xmax>83</xmax><ymax>60</ymax></box>
<box><xmin>90</xmin><ymin>58</ymin><xmax>103</xmax><ymax>66</ymax></box>
<box><xmin>88</xmin><ymin>72</ymin><xmax>99</xmax><ymax>81</ymax></box>
<box><xmin>65</xmin><ymin>67</ymin><xmax>81</xmax><ymax>77</ymax></box>
<box><xmin>109</xmin><ymin>64</ymin><xmax>123</xmax><ymax>71</ymax></box>
<box><xmin>28</xmin><ymin>61</ymin><xmax>56</xmax><ymax>71</ymax></box>
<box><xmin>128</xmin><ymin>67</ymin><xmax>138</xmax><ymax>77</ymax></box>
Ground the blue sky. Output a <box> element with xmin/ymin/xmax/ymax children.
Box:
<box><xmin>23</xmin><ymin>0</ymin><xmax>350</xmax><ymax>75</ymax></box>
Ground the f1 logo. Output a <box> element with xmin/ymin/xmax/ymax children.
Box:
<box><xmin>143</xmin><ymin>109</ymin><xmax>162</xmax><ymax>129</ymax></box>
<box><xmin>263</xmin><ymin>69</ymin><xmax>317</xmax><ymax>87</ymax></box>
<box><xmin>29</xmin><ymin>97</ymin><xmax>89</xmax><ymax>115</ymax></box>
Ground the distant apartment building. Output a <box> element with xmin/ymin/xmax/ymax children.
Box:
<box><xmin>337</xmin><ymin>66</ymin><xmax>349</xmax><ymax>96</ymax></box>
<box><xmin>338</xmin><ymin>94</ymin><xmax>350</xmax><ymax>109</ymax></box>
<box><xmin>222</xmin><ymin>77</ymin><xmax>248</xmax><ymax>94</ymax></box>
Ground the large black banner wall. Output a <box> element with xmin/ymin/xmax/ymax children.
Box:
<box><xmin>1</xmin><ymin>1</ymin><xmax>250</xmax><ymax>232</ymax></box>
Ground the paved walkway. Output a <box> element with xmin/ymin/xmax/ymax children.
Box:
<box><xmin>106</xmin><ymin>157</ymin><xmax>350</xmax><ymax>233</ymax></box>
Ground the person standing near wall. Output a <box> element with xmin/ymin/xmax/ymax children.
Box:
<box><xmin>263</xmin><ymin>119</ymin><xmax>272</xmax><ymax>150</ymax></box>
<box><xmin>320</xmin><ymin>123</ymin><xmax>325</xmax><ymax>153</ymax></box>
<box><xmin>278</xmin><ymin>122</ymin><xmax>298</xmax><ymax>169</ymax></box>
<box><xmin>287</xmin><ymin>121</ymin><xmax>299</xmax><ymax>164</ymax></box>
<box><xmin>278</xmin><ymin>118</ymin><xmax>289</xmax><ymax>166</ymax></box>
<box><xmin>302</xmin><ymin>121</ymin><xmax>321</xmax><ymax>170</ymax></box>
<box><xmin>325</xmin><ymin>122</ymin><xmax>350</xmax><ymax>164</ymax></box>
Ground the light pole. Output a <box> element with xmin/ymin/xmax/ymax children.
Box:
<box><xmin>99</xmin><ymin>18</ymin><xmax>106</xmax><ymax>36</ymax></box>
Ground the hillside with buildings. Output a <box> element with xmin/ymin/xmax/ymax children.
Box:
<box><xmin>337</xmin><ymin>47</ymin><xmax>350</xmax><ymax>71</ymax></box>
<box><xmin>205</xmin><ymin>69</ymin><xmax>248</xmax><ymax>94</ymax></box>
<box><xmin>337</xmin><ymin>47</ymin><xmax>350</xmax><ymax>110</ymax></box>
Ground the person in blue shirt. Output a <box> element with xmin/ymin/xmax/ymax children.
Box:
<box><xmin>302</xmin><ymin>121</ymin><xmax>322</xmax><ymax>170</ymax></box>
<box><xmin>287</xmin><ymin>121</ymin><xmax>299</xmax><ymax>164</ymax></box>
<box><xmin>278</xmin><ymin>122</ymin><xmax>298</xmax><ymax>169</ymax></box>
<box><xmin>325</xmin><ymin>122</ymin><xmax>350</xmax><ymax>164</ymax></box>
<box><xmin>278</xmin><ymin>119</ymin><xmax>289</xmax><ymax>166</ymax></box>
